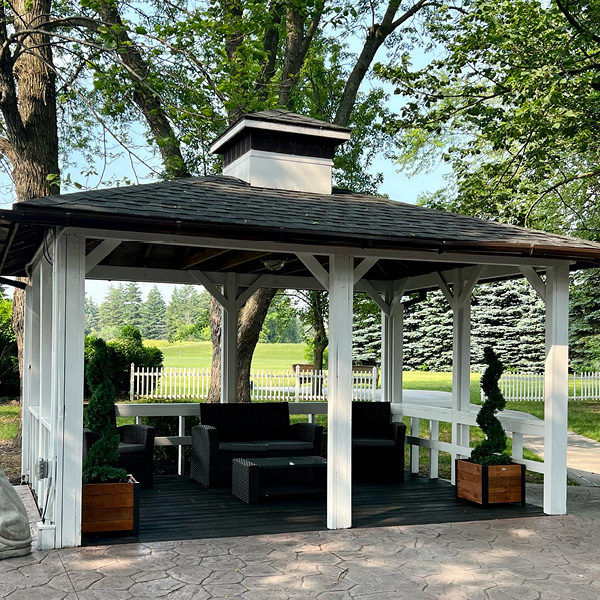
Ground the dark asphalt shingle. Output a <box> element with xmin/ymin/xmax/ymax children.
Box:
<box><xmin>17</xmin><ymin>175</ymin><xmax>600</xmax><ymax>253</ymax></box>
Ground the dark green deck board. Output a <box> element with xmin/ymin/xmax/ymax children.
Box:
<box><xmin>83</xmin><ymin>473</ymin><xmax>544</xmax><ymax>546</ymax></box>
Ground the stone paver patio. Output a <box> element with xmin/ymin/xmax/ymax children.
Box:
<box><xmin>1</xmin><ymin>484</ymin><xmax>600</xmax><ymax>600</ymax></box>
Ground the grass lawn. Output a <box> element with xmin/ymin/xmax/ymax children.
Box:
<box><xmin>146</xmin><ymin>340</ymin><xmax>306</xmax><ymax>371</ymax></box>
<box><xmin>0</xmin><ymin>401</ymin><xmax>19</xmax><ymax>440</ymax></box>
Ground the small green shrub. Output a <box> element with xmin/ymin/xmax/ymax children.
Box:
<box><xmin>470</xmin><ymin>347</ymin><xmax>511</xmax><ymax>466</ymax></box>
<box><xmin>82</xmin><ymin>338</ymin><xmax>127</xmax><ymax>483</ymax></box>
<box><xmin>85</xmin><ymin>326</ymin><xmax>163</xmax><ymax>397</ymax></box>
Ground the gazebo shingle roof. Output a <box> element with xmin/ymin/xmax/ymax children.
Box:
<box><xmin>2</xmin><ymin>174</ymin><xmax>600</xmax><ymax>278</ymax></box>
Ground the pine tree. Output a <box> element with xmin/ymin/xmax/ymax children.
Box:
<box><xmin>84</xmin><ymin>294</ymin><xmax>99</xmax><ymax>336</ymax></box>
<box><xmin>98</xmin><ymin>284</ymin><xmax>126</xmax><ymax>339</ymax></box>
<box><xmin>352</xmin><ymin>294</ymin><xmax>381</xmax><ymax>365</ymax></box>
<box><xmin>165</xmin><ymin>285</ymin><xmax>208</xmax><ymax>341</ymax></box>
<box><xmin>570</xmin><ymin>269</ymin><xmax>600</xmax><ymax>371</ymax></box>
<box><xmin>472</xmin><ymin>280</ymin><xmax>544</xmax><ymax>371</ymax></box>
<box><xmin>403</xmin><ymin>290</ymin><xmax>453</xmax><ymax>371</ymax></box>
<box><xmin>122</xmin><ymin>282</ymin><xmax>143</xmax><ymax>330</ymax></box>
<box><xmin>142</xmin><ymin>286</ymin><xmax>167</xmax><ymax>340</ymax></box>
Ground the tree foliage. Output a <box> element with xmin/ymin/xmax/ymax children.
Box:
<box><xmin>379</xmin><ymin>0</ymin><xmax>600</xmax><ymax>238</ymax></box>
<box><xmin>0</xmin><ymin>298</ymin><xmax>19</xmax><ymax>396</ymax></box>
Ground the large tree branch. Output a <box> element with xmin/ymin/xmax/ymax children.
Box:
<box><xmin>255</xmin><ymin>1</ymin><xmax>282</xmax><ymax>99</ymax></box>
<box><xmin>95</xmin><ymin>1</ymin><xmax>190</xmax><ymax>179</ymax></box>
<box><xmin>279</xmin><ymin>1</ymin><xmax>324</xmax><ymax>106</ymax></box>
<box><xmin>556</xmin><ymin>0</ymin><xmax>600</xmax><ymax>46</ymax></box>
<box><xmin>334</xmin><ymin>0</ymin><xmax>430</xmax><ymax>126</ymax></box>
<box><xmin>0</xmin><ymin>135</ymin><xmax>14</xmax><ymax>160</ymax></box>
<box><xmin>524</xmin><ymin>169</ymin><xmax>600</xmax><ymax>226</ymax></box>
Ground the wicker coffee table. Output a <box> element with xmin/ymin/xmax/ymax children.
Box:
<box><xmin>232</xmin><ymin>456</ymin><xmax>326</xmax><ymax>504</ymax></box>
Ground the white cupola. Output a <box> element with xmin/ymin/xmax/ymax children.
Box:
<box><xmin>209</xmin><ymin>109</ymin><xmax>351</xmax><ymax>195</ymax></box>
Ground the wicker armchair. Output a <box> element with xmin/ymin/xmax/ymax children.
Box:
<box><xmin>191</xmin><ymin>402</ymin><xmax>323</xmax><ymax>488</ymax></box>
<box><xmin>352</xmin><ymin>401</ymin><xmax>406</xmax><ymax>482</ymax></box>
<box><xmin>83</xmin><ymin>405</ymin><xmax>155</xmax><ymax>488</ymax></box>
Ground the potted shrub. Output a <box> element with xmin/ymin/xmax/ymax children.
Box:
<box><xmin>82</xmin><ymin>338</ymin><xmax>139</xmax><ymax>535</ymax></box>
<box><xmin>456</xmin><ymin>347</ymin><xmax>525</xmax><ymax>507</ymax></box>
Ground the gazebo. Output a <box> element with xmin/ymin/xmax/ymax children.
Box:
<box><xmin>2</xmin><ymin>109</ymin><xmax>600</xmax><ymax>549</ymax></box>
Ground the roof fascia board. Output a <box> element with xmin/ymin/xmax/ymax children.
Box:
<box><xmin>63</xmin><ymin>227</ymin><xmax>574</xmax><ymax>269</ymax></box>
<box><xmin>210</xmin><ymin>118</ymin><xmax>351</xmax><ymax>154</ymax></box>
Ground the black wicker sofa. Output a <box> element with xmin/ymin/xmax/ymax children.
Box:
<box><xmin>191</xmin><ymin>402</ymin><xmax>323</xmax><ymax>488</ymax></box>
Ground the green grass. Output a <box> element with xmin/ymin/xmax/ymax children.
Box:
<box><xmin>403</xmin><ymin>371</ymin><xmax>482</xmax><ymax>404</ymax></box>
<box><xmin>0</xmin><ymin>403</ymin><xmax>19</xmax><ymax>440</ymax></box>
<box><xmin>146</xmin><ymin>341</ymin><xmax>306</xmax><ymax>371</ymax></box>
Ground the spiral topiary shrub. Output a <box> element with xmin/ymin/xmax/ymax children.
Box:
<box><xmin>82</xmin><ymin>338</ymin><xmax>127</xmax><ymax>484</ymax></box>
<box><xmin>470</xmin><ymin>347</ymin><xmax>512</xmax><ymax>466</ymax></box>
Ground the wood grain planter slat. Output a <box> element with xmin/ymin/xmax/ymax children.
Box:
<box><xmin>455</xmin><ymin>459</ymin><xmax>525</xmax><ymax>507</ymax></box>
<box><xmin>82</xmin><ymin>476</ymin><xmax>139</xmax><ymax>535</ymax></box>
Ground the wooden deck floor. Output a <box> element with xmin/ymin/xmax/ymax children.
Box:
<box><xmin>83</xmin><ymin>473</ymin><xmax>545</xmax><ymax>545</ymax></box>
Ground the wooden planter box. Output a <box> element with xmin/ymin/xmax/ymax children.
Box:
<box><xmin>455</xmin><ymin>459</ymin><xmax>525</xmax><ymax>507</ymax></box>
<box><xmin>82</xmin><ymin>476</ymin><xmax>139</xmax><ymax>535</ymax></box>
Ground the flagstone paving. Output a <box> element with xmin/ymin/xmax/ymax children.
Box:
<box><xmin>1</xmin><ymin>483</ymin><xmax>600</xmax><ymax>600</ymax></box>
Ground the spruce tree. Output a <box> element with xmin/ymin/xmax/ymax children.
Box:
<box><xmin>352</xmin><ymin>294</ymin><xmax>381</xmax><ymax>365</ymax></box>
<box><xmin>142</xmin><ymin>286</ymin><xmax>167</xmax><ymax>340</ymax></box>
<box><xmin>122</xmin><ymin>282</ymin><xmax>143</xmax><ymax>330</ymax></box>
<box><xmin>98</xmin><ymin>284</ymin><xmax>126</xmax><ymax>339</ymax></box>
<box><xmin>84</xmin><ymin>294</ymin><xmax>99</xmax><ymax>336</ymax></box>
<box><xmin>403</xmin><ymin>290</ymin><xmax>453</xmax><ymax>371</ymax></box>
<box><xmin>570</xmin><ymin>269</ymin><xmax>600</xmax><ymax>371</ymax></box>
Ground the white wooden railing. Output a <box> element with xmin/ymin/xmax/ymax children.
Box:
<box><xmin>490</xmin><ymin>371</ymin><xmax>600</xmax><ymax>402</ymax></box>
<box><xmin>130</xmin><ymin>364</ymin><xmax>378</xmax><ymax>402</ymax></box>
<box><xmin>115</xmin><ymin>399</ymin><xmax>545</xmax><ymax>478</ymax></box>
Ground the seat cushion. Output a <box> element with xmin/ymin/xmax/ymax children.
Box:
<box><xmin>219</xmin><ymin>441</ymin><xmax>269</xmax><ymax>452</ymax></box>
<box><xmin>352</xmin><ymin>437</ymin><xmax>395</xmax><ymax>448</ymax></box>
<box><xmin>254</xmin><ymin>440</ymin><xmax>313</xmax><ymax>452</ymax></box>
<box><xmin>118</xmin><ymin>442</ymin><xmax>146</xmax><ymax>455</ymax></box>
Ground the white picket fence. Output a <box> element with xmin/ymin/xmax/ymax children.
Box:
<box><xmin>489</xmin><ymin>371</ymin><xmax>600</xmax><ymax>402</ymax></box>
<box><xmin>130</xmin><ymin>364</ymin><xmax>378</xmax><ymax>402</ymax></box>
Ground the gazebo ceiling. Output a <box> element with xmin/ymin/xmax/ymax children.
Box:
<box><xmin>2</xmin><ymin>174</ymin><xmax>600</xmax><ymax>281</ymax></box>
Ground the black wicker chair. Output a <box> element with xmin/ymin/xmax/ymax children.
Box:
<box><xmin>83</xmin><ymin>405</ymin><xmax>155</xmax><ymax>488</ymax></box>
<box><xmin>191</xmin><ymin>402</ymin><xmax>323</xmax><ymax>488</ymax></box>
<box><xmin>352</xmin><ymin>401</ymin><xmax>406</xmax><ymax>482</ymax></box>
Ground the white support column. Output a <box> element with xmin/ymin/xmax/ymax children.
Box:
<box><xmin>390</xmin><ymin>298</ymin><xmax>404</xmax><ymax>405</ymax></box>
<box><xmin>221</xmin><ymin>273</ymin><xmax>238</xmax><ymax>403</ymax></box>
<box><xmin>544</xmin><ymin>265</ymin><xmax>569</xmax><ymax>515</ymax></box>
<box><xmin>51</xmin><ymin>234</ymin><xmax>86</xmax><ymax>548</ymax></box>
<box><xmin>450</xmin><ymin>269</ymin><xmax>478</xmax><ymax>484</ymax></box>
<box><xmin>21</xmin><ymin>273</ymin><xmax>37</xmax><ymax>482</ymax></box>
<box><xmin>380</xmin><ymin>290</ymin><xmax>392</xmax><ymax>403</ymax></box>
<box><xmin>327</xmin><ymin>254</ymin><xmax>354</xmax><ymax>530</ymax></box>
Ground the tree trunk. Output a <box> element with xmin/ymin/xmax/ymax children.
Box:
<box><xmin>206</xmin><ymin>297</ymin><xmax>222</xmax><ymax>403</ymax></box>
<box><xmin>3</xmin><ymin>1</ymin><xmax>60</xmax><ymax>447</ymax></box>
<box><xmin>236</xmin><ymin>288</ymin><xmax>277</xmax><ymax>402</ymax></box>
<box><xmin>206</xmin><ymin>288</ymin><xmax>277</xmax><ymax>403</ymax></box>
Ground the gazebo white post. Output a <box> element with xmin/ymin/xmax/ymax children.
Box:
<box><xmin>381</xmin><ymin>289</ymin><xmax>393</xmax><ymax>403</ymax></box>
<box><xmin>50</xmin><ymin>234</ymin><xmax>85</xmax><ymax>548</ymax></box>
<box><xmin>328</xmin><ymin>254</ymin><xmax>354</xmax><ymax>530</ymax></box>
<box><xmin>221</xmin><ymin>273</ymin><xmax>237</xmax><ymax>403</ymax></box>
<box><xmin>441</xmin><ymin>268</ymin><xmax>481</xmax><ymax>484</ymax></box>
<box><xmin>21</xmin><ymin>266</ymin><xmax>40</xmax><ymax>483</ymax></box>
<box><xmin>36</xmin><ymin>255</ymin><xmax>54</xmax><ymax>541</ymax></box>
<box><xmin>543</xmin><ymin>264</ymin><xmax>569</xmax><ymax>515</ymax></box>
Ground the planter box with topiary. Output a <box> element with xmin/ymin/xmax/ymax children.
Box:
<box><xmin>82</xmin><ymin>339</ymin><xmax>139</xmax><ymax>535</ymax></box>
<box><xmin>456</xmin><ymin>347</ymin><xmax>525</xmax><ymax>507</ymax></box>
